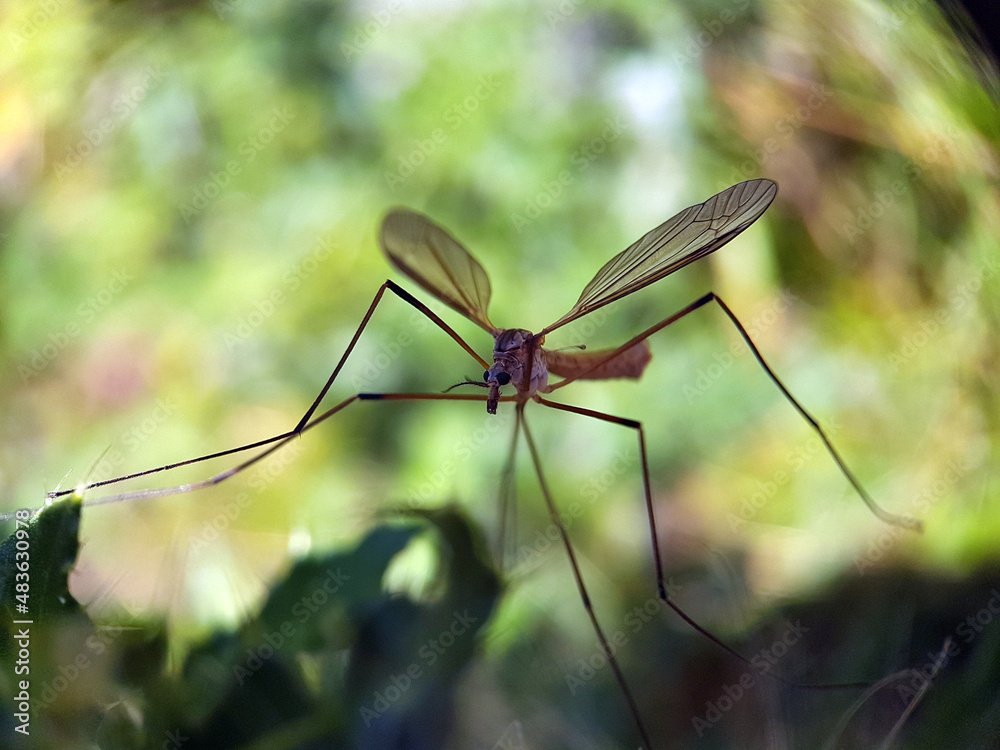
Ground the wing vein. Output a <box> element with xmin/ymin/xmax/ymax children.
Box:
<box><xmin>380</xmin><ymin>209</ymin><xmax>497</xmax><ymax>333</ymax></box>
<box><xmin>541</xmin><ymin>179</ymin><xmax>777</xmax><ymax>335</ymax></box>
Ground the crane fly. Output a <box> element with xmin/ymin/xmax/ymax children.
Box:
<box><xmin>40</xmin><ymin>178</ymin><xmax>922</xmax><ymax>749</ymax></box>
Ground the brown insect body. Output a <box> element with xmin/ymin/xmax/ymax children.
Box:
<box><xmin>485</xmin><ymin>329</ymin><xmax>547</xmax><ymax>414</ymax></box>
<box><xmin>543</xmin><ymin>340</ymin><xmax>652</xmax><ymax>381</ymax></box>
<box><xmin>379</xmin><ymin>179</ymin><xmax>779</xmax><ymax>415</ymax></box>
<box><xmin>484</xmin><ymin>331</ymin><xmax>653</xmax><ymax>413</ymax></box>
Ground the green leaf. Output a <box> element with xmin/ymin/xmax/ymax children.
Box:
<box><xmin>0</xmin><ymin>497</ymin><xmax>82</xmax><ymax>631</ymax></box>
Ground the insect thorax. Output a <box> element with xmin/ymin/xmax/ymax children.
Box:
<box><xmin>491</xmin><ymin>328</ymin><xmax>548</xmax><ymax>397</ymax></box>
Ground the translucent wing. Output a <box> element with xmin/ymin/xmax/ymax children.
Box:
<box><xmin>541</xmin><ymin>179</ymin><xmax>777</xmax><ymax>335</ymax></box>
<box><xmin>380</xmin><ymin>209</ymin><xmax>497</xmax><ymax>334</ymax></box>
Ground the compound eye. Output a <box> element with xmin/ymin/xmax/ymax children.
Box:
<box><xmin>483</xmin><ymin>370</ymin><xmax>491</xmax><ymax>382</ymax></box>
<box><xmin>495</xmin><ymin>372</ymin><xmax>511</xmax><ymax>386</ymax></box>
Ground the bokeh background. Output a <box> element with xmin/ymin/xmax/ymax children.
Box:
<box><xmin>2</xmin><ymin>0</ymin><xmax>999</xmax><ymax>747</ymax></box>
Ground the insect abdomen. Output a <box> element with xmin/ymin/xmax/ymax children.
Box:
<box><xmin>543</xmin><ymin>341</ymin><xmax>652</xmax><ymax>381</ymax></box>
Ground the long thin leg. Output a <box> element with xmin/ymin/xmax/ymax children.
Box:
<box><xmin>496</xmin><ymin>407</ymin><xmax>522</xmax><ymax>567</ymax></box>
<box><xmin>543</xmin><ymin>291</ymin><xmax>922</xmax><ymax>532</ymax></box>
<box><xmin>74</xmin><ymin>392</ymin><xmax>511</xmax><ymax>507</ymax></box>
<box><xmin>537</xmin><ymin>399</ymin><xmax>664</xmax><ymax>598</ymax></box>
<box><xmin>47</xmin><ymin>280</ymin><xmax>489</xmax><ymax>501</ymax></box>
<box><xmin>47</xmin><ymin>430</ymin><xmax>299</xmax><ymax>500</ymax></box>
<box><xmin>519</xmin><ymin>406</ymin><xmax>654</xmax><ymax>750</ymax></box>
<box><xmin>537</xmin><ymin>396</ymin><xmax>870</xmax><ymax>690</ymax></box>
<box><xmin>294</xmin><ymin>280</ymin><xmax>489</xmax><ymax>431</ymax></box>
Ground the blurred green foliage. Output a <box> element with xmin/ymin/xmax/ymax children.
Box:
<box><xmin>1</xmin><ymin>0</ymin><xmax>999</xmax><ymax>747</ymax></box>
<box><xmin>0</xmin><ymin>500</ymin><xmax>501</xmax><ymax>749</ymax></box>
